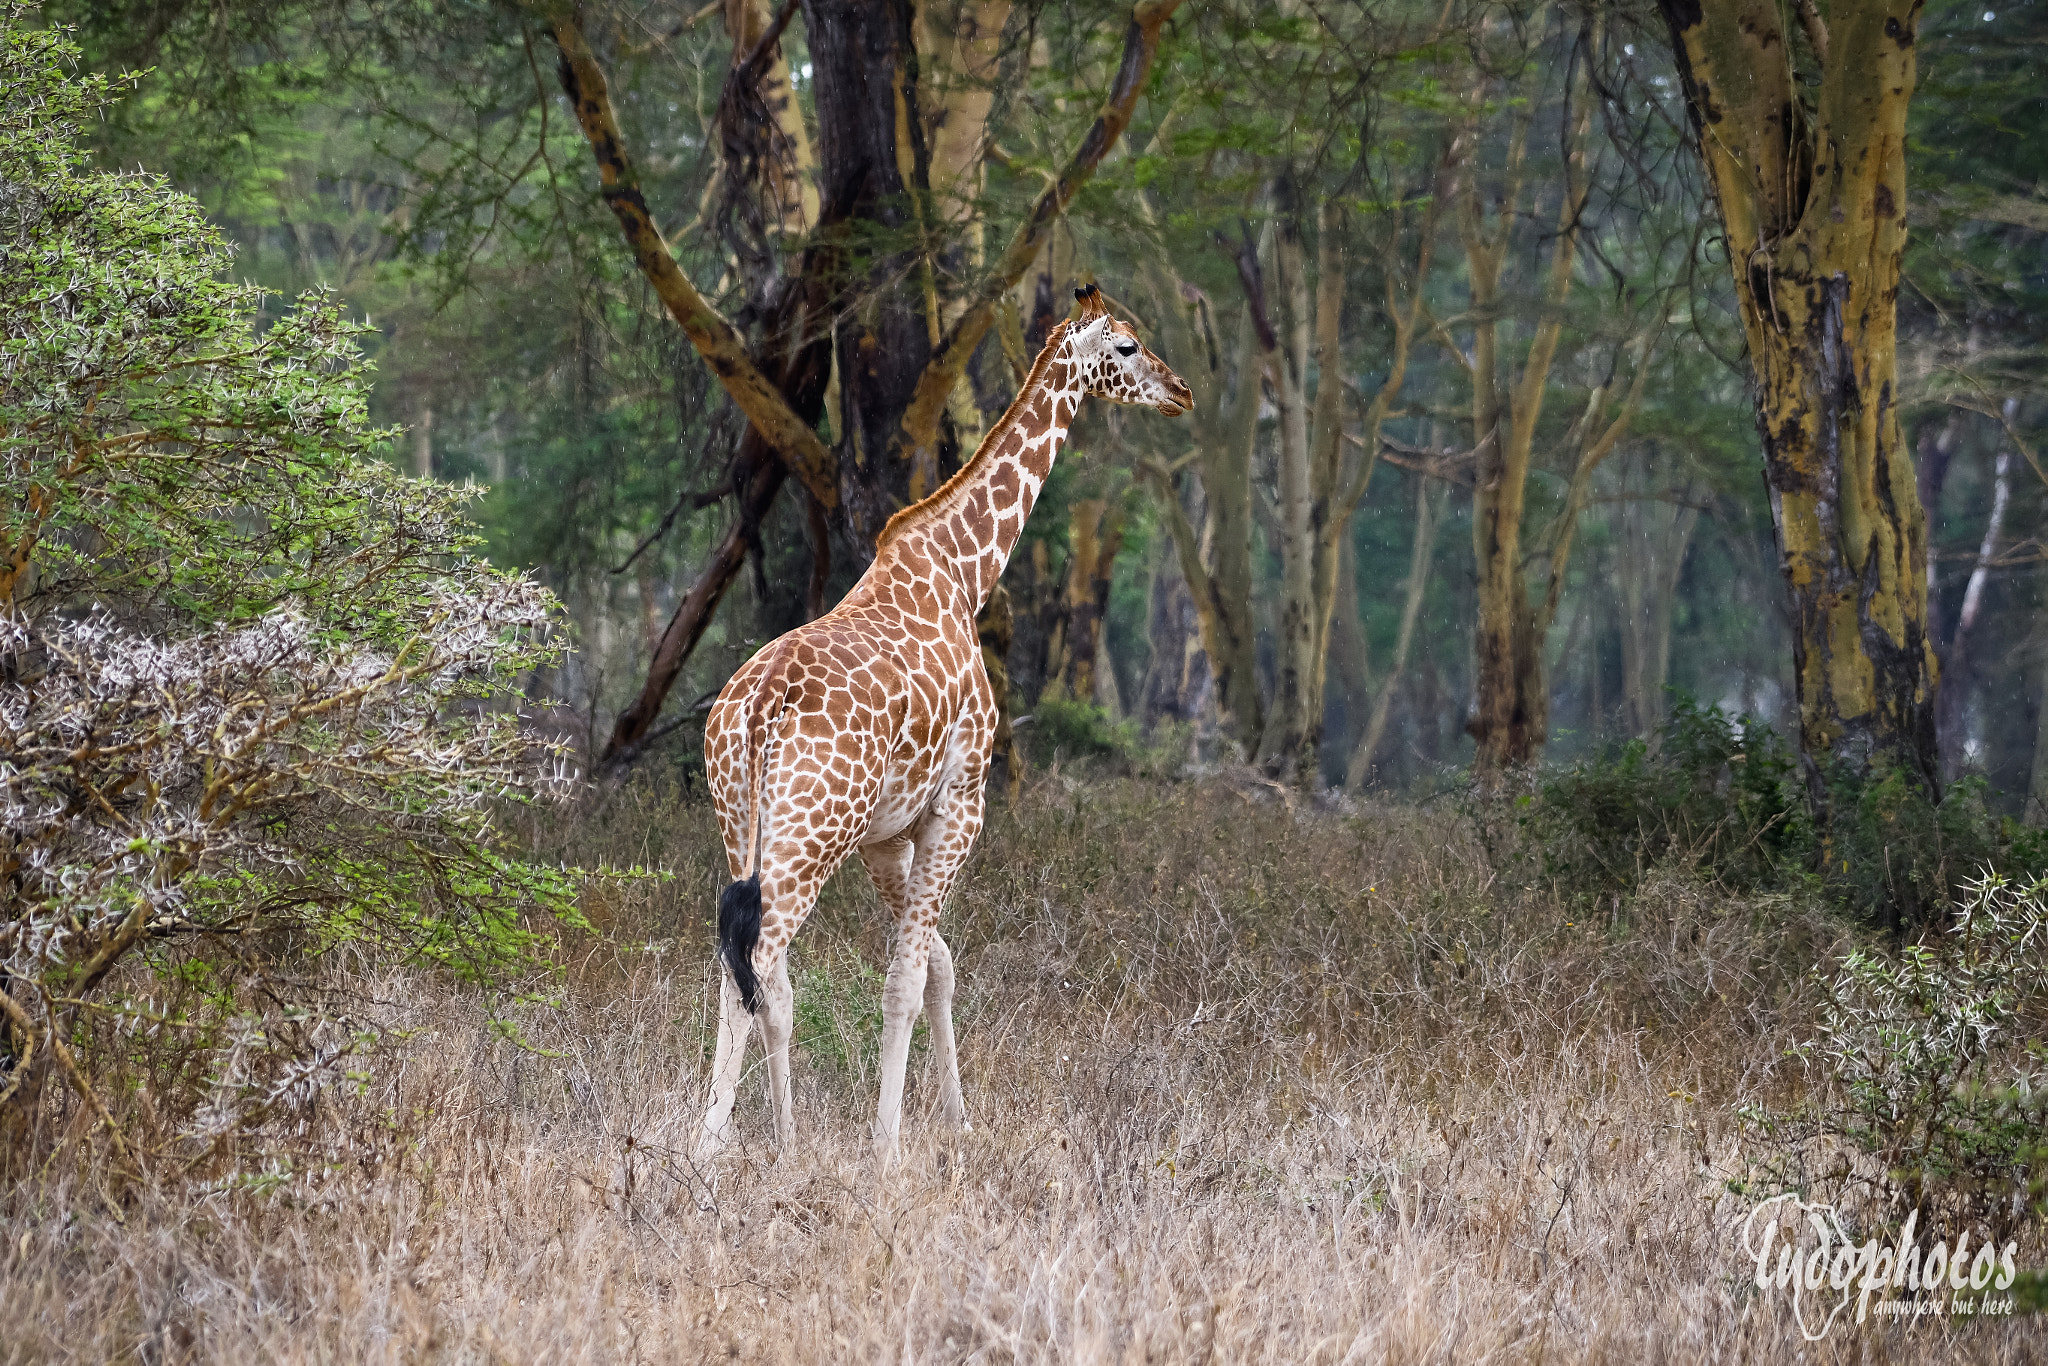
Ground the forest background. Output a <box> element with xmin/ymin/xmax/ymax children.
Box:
<box><xmin>7</xmin><ymin>3</ymin><xmax>2048</xmax><ymax>1354</ymax></box>
<box><xmin>37</xmin><ymin>0</ymin><xmax>2040</xmax><ymax>825</ymax></box>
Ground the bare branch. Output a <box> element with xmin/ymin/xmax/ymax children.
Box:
<box><xmin>546</xmin><ymin>9</ymin><xmax>838</xmax><ymax>509</ymax></box>
<box><xmin>889</xmin><ymin>0</ymin><xmax>1189</xmax><ymax>466</ymax></box>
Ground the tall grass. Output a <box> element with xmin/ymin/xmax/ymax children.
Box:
<box><xmin>4</xmin><ymin>774</ymin><xmax>2043</xmax><ymax>1361</ymax></box>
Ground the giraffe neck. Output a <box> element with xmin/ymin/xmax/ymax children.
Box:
<box><xmin>873</xmin><ymin>326</ymin><xmax>1091</xmax><ymax>612</ymax></box>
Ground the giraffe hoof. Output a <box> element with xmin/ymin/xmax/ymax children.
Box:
<box><xmin>690</xmin><ymin>1130</ymin><xmax>730</xmax><ymax>1173</ymax></box>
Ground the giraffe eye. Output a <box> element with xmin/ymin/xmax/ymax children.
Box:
<box><xmin>1115</xmin><ymin>342</ymin><xmax>1139</xmax><ymax>357</ymax></box>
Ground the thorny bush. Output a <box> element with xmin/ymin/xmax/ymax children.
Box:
<box><xmin>0</xmin><ymin>12</ymin><xmax>579</xmax><ymax>1181</ymax></box>
<box><xmin>1737</xmin><ymin>872</ymin><xmax>2048</xmax><ymax>1240</ymax></box>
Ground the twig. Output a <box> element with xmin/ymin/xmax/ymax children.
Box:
<box><xmin>611</xmin><ymin>481</ymin><xmax>735</xmax><ymax>575</ymax></box>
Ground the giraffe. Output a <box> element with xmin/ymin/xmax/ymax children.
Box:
<box><xmin>695</xmin><ymin>285</ymin><xmax>1192</xmax><ymax>1164</ymax></box>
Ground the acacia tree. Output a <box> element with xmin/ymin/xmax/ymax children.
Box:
<box><xmin>1448</xmin><ymin>14</ymin><xmax>1668</xmax><ymax>780</ymax></box>
<box><xmin>0</xmin><ymin>19</ymin><xmax>572</xmax><ymax>1171</ymax></box>
<box><xmin>1658</xmin><ymin>0</ymin><xmax>1939</xmax><ymax>791</ymax></box>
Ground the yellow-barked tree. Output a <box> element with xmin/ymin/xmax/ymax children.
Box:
<box><xmin>1658</xmin><ymin>0</ymin><xmax>1939</xmax><ymax>793</ymax></box>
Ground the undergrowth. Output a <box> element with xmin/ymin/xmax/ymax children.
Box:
<box><xmin>1522</xmin><ymin>695</ymin><xmax>2048</xmax><ymax>927</ymax></box>
<box><xmin>4</xmin><ymin>774</ymin><xmax>2043</xmax><ymax>1361</ymax></box>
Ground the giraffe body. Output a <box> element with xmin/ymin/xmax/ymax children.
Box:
<box><xmin>695</xmin><ymin>286</ymin><xmax>1191</xmax><ymax>1163</ymax></box>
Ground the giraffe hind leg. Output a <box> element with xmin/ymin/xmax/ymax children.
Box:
<box><xmin>923</xmin><ymin>931</ymin><xmax>967</xmax><ymax>1130</ymax></box>
<box><xmin>693</xmin><ymin>962</ymin><xmax>754</xmax><ymax>1171</ymax></box>
<box><xmin>693</xmin><ymin>874</ymin><xmax>765</xmax><ymax>1171</ymax></box>
<box><xmin>873</xmin><ymin>781</ymin><xmax>985</xmax><ymax>1162</ymax></box>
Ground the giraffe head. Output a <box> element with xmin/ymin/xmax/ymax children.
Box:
<box><xmin>1065</xmin><ymin>284</ymin><xmax>1193</xmax><ymax>417</ymax></box>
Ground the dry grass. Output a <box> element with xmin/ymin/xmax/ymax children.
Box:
<box><xmin>5</xmin><ymin>773</ymin><xmax>2044</xmax><ymax>1363</ymax></box>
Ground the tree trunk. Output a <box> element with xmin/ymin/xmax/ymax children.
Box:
<box><xmin>1041</xmin><ymin>497</ymin><xmax>1125</xmax><ymax>706</ymax></box>
<box><xmin>1616</xmin><ymin>476</ymin><xmax>1702</xmax><ymax>739</ymax></box>
<box><xmin>410</xmin><ymin>404</ymin><xmax>433</xmax><ymax>479</ymax></box>
<box><xmin>1463</xmin><ymin>60</ymin><xmax>1594</xmax><ymax>782</ymax></box>
<box><xmin>1323</xmin><ymin>530</ymin><xmax>1371</xmax><ymax>765</ymax></box>
<box><xmin>1138</xmin><ymin>492</ymin><xmax>1213</xmax><ymax>732</ymax></box>
<box><xmin>1136</xmin><ymin>283</ymin><xmax>1267</xmax><ymax>756</ymax></box>
<box><xmin>1937</xmin><ymin>412</ymin><xmax>2012</xmax><ymax>776</ymax></box>
<box><xmin>1258</xmin><ymin>188</ymin><xmax>1322</xmax><ymax>779</ymax></box>
<box><xmin>1348</xmin><ymin>473</ymin><xmax>1441</xmax><ymax>789</ymax></box>
<box><xmin>1659</xmin><ymin>0</ymin><xmax>1938</xmax><ymax>792</ymax></box>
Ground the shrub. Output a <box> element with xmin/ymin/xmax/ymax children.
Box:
<box><xmin>1738</xmin><ymin>872</ymin><xmax>2048</xmax><ymax>1236</ymax></box>
<box><xmin>1019</xmin><ymin>697</ymin><xmax>1191</xmax><ymax>778</ymax></box>
<box><xmin>0</xmin><ymin>13</ymin><xmax>576</xmax><ymax>1178</ymax></box>
<box><xmin>1525</xmin><ymin>696</ymin><xmax>2043</xmax><ymax>927</ymax></box>
<box><xmin>1522</xmin><ymin>696</ymin><xmax>1811</xmax><ymax>896</ymax></box>
<box><xmin>1021</xmin><ymin>698</ymin><xmax>1129</xmax><ymax>766</ymax></box>
<box><xmin>1820</xmin><ymin>768</ymin><xmax>2018</xmax><ymax>930</ymax></box>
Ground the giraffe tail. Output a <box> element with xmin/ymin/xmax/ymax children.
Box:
<box><xmin>717</xmin><ymin>645</ymin><xmax>792</xmax><ymax>1016</ymax></box>
<box><xmin>716</xmin><ymin>874</ymin><xmax>763</xmax><ymax>1015</ymax></box>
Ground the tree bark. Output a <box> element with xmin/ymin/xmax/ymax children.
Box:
<box><xmin>1658</xmin><ymin>0</ymin><xmax>1938</xmax><ymax>792</ymax></box>
<box><xmin>1348</xmin><ymin>474</ymin><xmax>1441</xmax><ymax>790</ymax></box>
<box><xmin>1041</xmin><ymin>498</ymin><xmax>1125</xmax><ymax>707</ymax></box>
<box><xmin>722</xmin><ymin>0</ymin><xmax>819</xmax><ymax>241</ymax></box>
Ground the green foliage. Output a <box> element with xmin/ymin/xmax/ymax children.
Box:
<box><xmin>1740</xmin><ymin>873</ymin><xmax>2048</xmax><ymax>1236</ymax></box>
<box><xmin>1523</xmin><ymin>696</ymin><xmax>1812</xmax><ymax>895</ymax></box>
<box><xmin>792</xmin><ymin>954</ymin><xmax>886</xmax><ymax>1081</ymax></box>
<box><xmin>1526</xmin><ymin>696</ymin><xmax>2048</xmax><ymax>927</ymax></box>
<box><xmin>1022</xmin><ymin>697</ymin><xmax>1192</xmax><ymax>779</ymax></box>
<box><xmin>0</xmin><ymin>13</ymin><xmax>584</xmax><ymax>1171</ymax></box>
<box><xmin>1818</xmin><ymin>770</ymin><xmax>2013</xmax><ymax>929</ymax></box>
<box><xmin>1025</xmin><ymin>698</ymin><xmax>1131</xmax><ymax>765</ymax></box>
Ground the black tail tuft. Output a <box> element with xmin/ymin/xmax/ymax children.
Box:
<box><xmin>717</xmin><ymin>874</ymin><xmax>764</xmax><ymax>1013</ymax></box>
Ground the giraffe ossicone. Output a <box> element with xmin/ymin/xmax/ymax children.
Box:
<box><xmin>694</xmin><ymin>284</ymin><xmax>1191</xmax><ymax>1166</ymax></box>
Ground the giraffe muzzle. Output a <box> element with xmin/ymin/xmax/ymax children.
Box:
<box><xmin>1156</xmin><ymin>379</ymin><xmax>1194</xmax><ymax>417</ymax></box>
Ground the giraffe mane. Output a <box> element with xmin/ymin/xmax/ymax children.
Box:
<box><xmin>874</xmin><ymin>317</ymin><xmax>1077</xmax><ymax>552</ymax></box>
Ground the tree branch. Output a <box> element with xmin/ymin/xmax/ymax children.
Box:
<box><xmin>546</xmin><ymin>9</ymin><xmax>838</xmax><ymax>509</ymax></box>
<box><xmin>889</xmin><ymin>0</ymin><xmax>1188</xmax><ymax>464</ymax></box>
